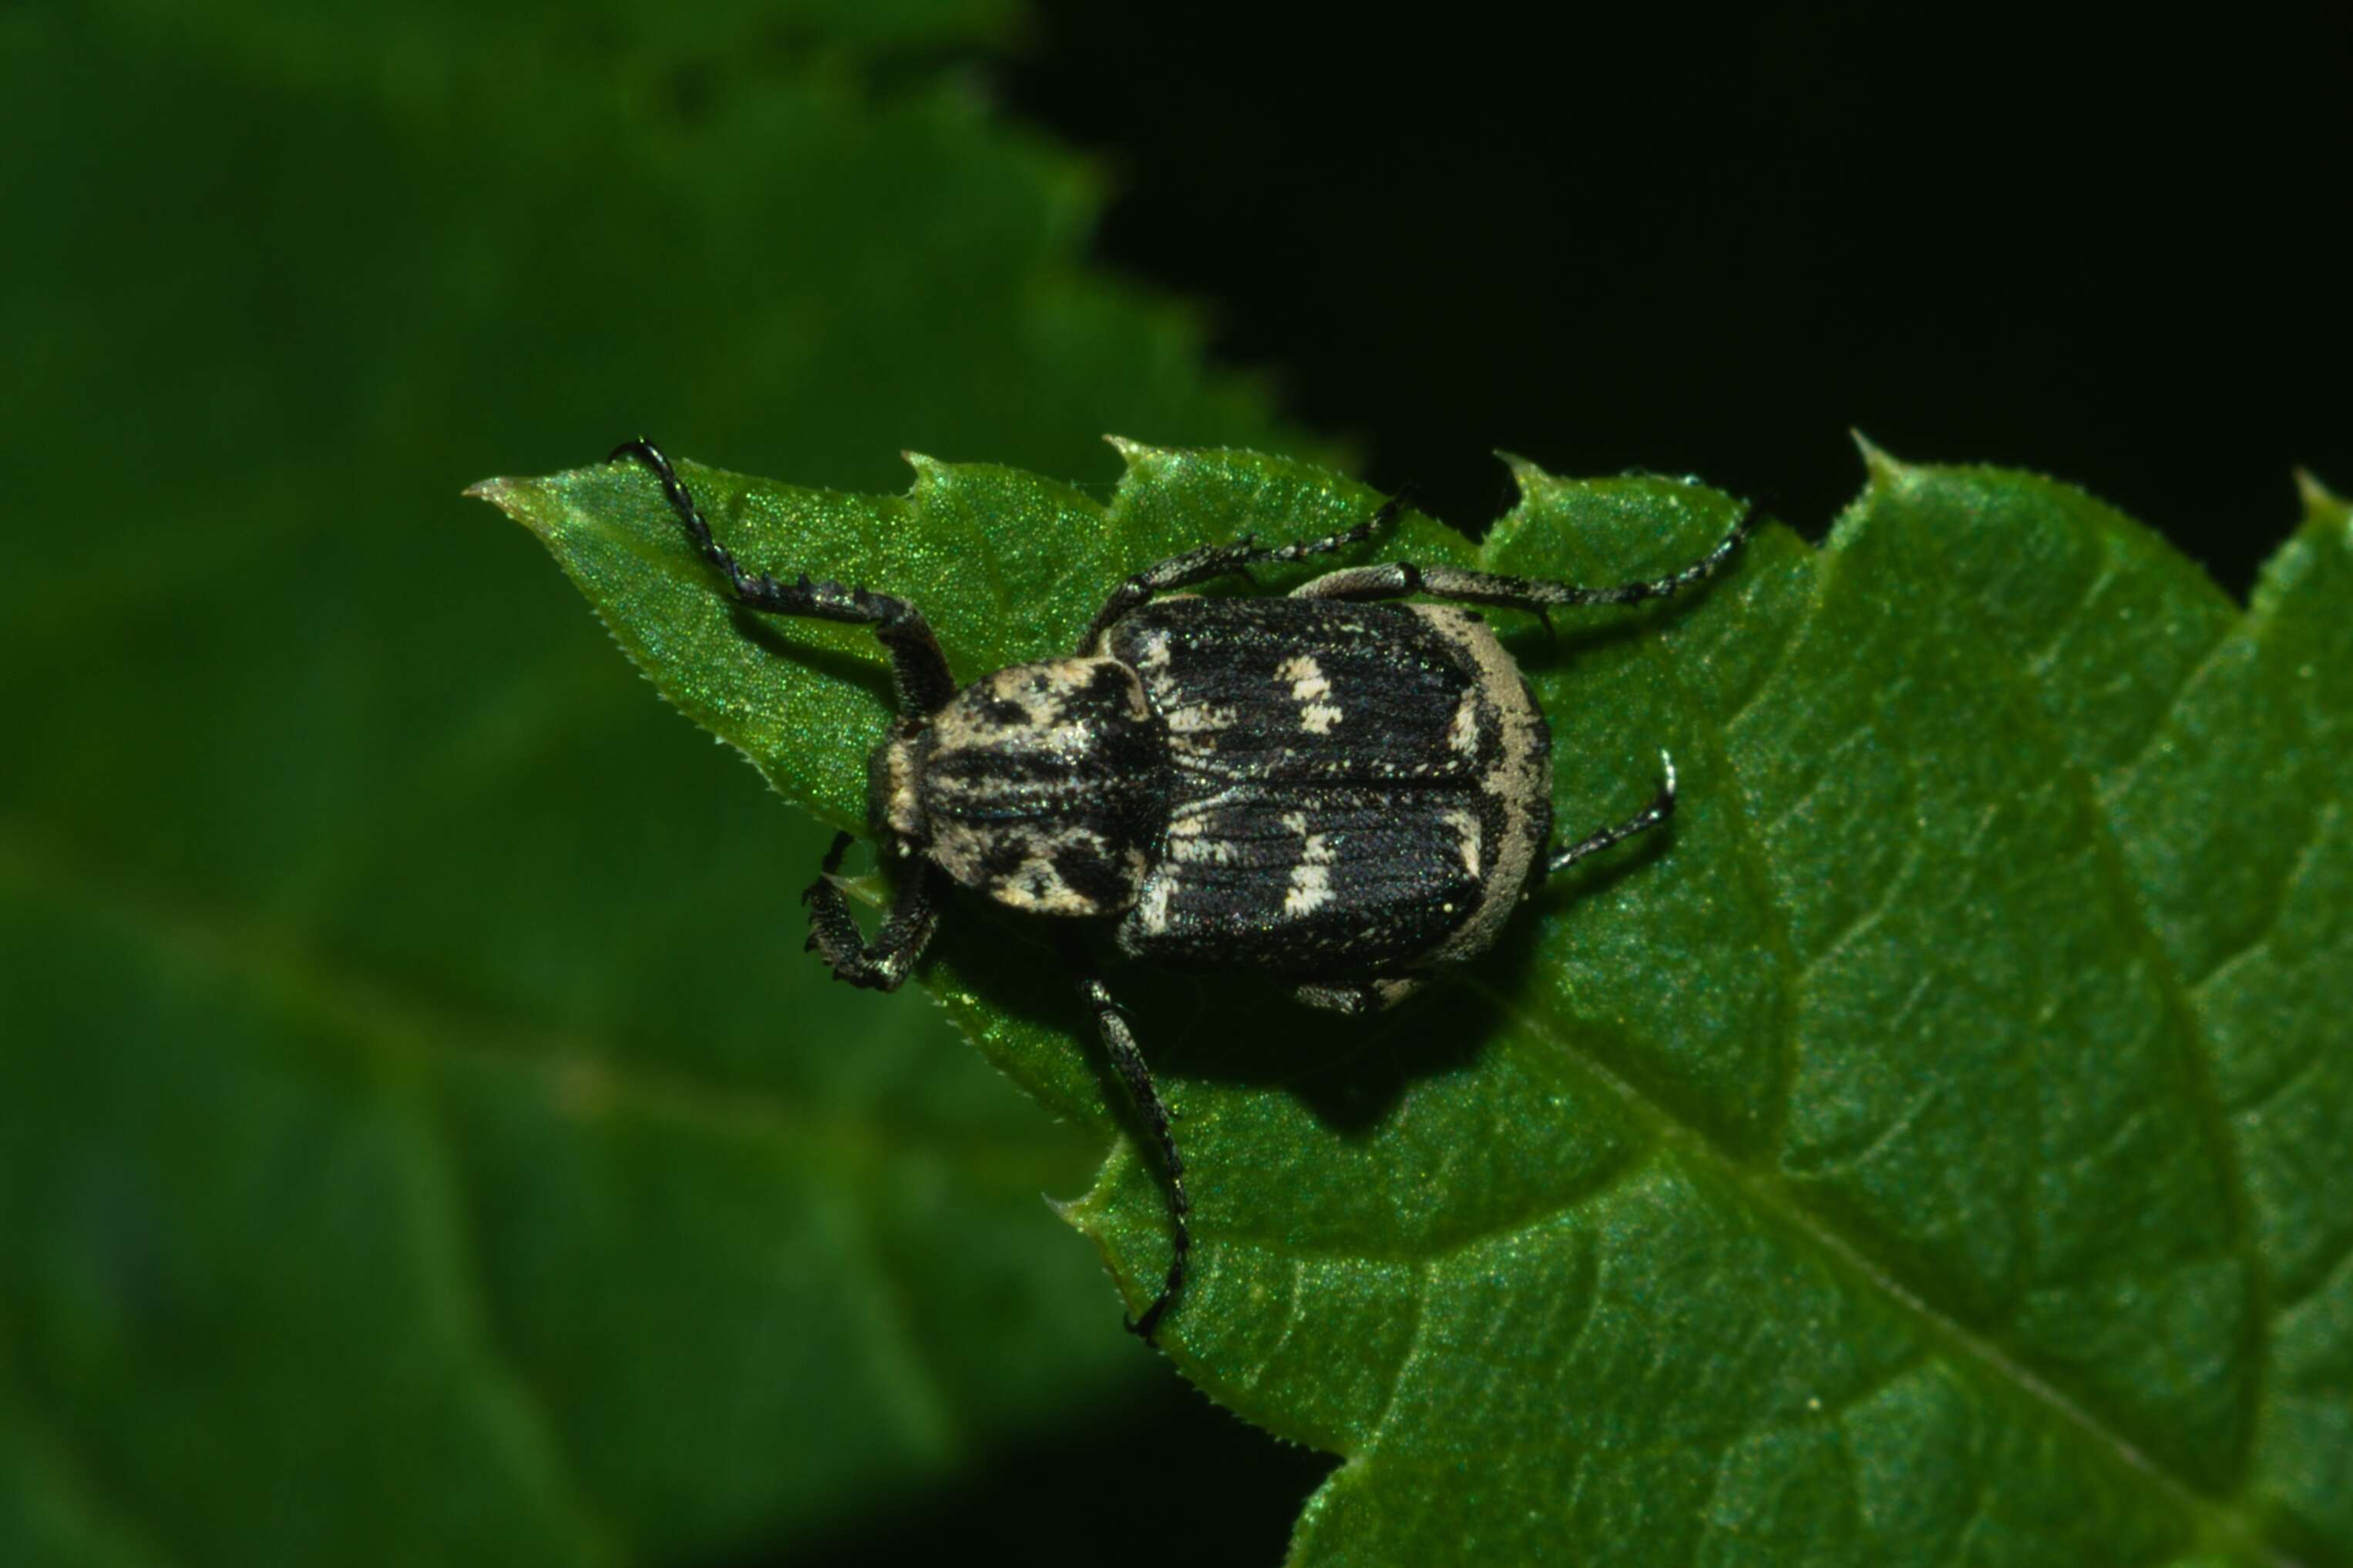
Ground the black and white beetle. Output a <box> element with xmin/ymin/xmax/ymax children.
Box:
<box><xmin>610</xmin><ymin>439</ymin><xmax>1756</xmax><ymax>1339</ymax></box>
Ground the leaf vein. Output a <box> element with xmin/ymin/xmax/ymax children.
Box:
<box><xmin>0</xmin><ymin>1375</ymin><xmax>187</xmax><ymax>1568</ymax></box>
<box><xmin>0</xmin><ymin>824</ymin><xmax>1081</xmax><ymax>1194</ymax></box>
<box><xmin>2190</xmin><ymin>801</ymin><xmax>2343</xmax><ymax>1001</ymax></box>
<box><xmin>1630</xmin><ymin>583</ymin><xmax>1812</xmax><ymax>1156</ymax></box>
<box><xmin>402</xmin><ymin>1090</ymin><xmax>627</xmax><ymax>1563</ymax></box>
<box><xmin>2094</xmin><ymin>618</ymin><xmax>2239</xmax><ymax>811</ymax></box>
<box><xmin>830</xmin><ymin>1190</ymin><xmax>969</xmax><ymax>1462</ymax></box>
<box><xmin>1370</xmin><ymin>1263</ymin><xmax>1435</xmax><ymax>1445</ymax></box>
<box><xmin>1939</xmin><ymin>534</ymin><xmax>2271</xmax><ymax>1483</ymax></box>
<box><xmin>1242</xmin><ymin>1257</ymin><xmax>1312</xmax><ymax>1393</ymax></box>
<box><xmin>1205</xmin><ymin>1146</ymin><xmax>1656</xmax><ymax>1269</ymax></box>
<box><xmin>2271</xmin><ymin>1233</ymin><xmax>2353</xmax><ymax>1319</ymax></box>
<box><xmin>1463</xmin><ymin>978</ymin><xmax>2305</xmax><ymax>1568</ymax></box>
<box><xmin>1711</xmin><ymin>538</ymin><xmax>1824</xmax><ymax>742</ymax></box>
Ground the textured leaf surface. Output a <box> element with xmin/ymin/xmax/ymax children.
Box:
<box><xmin>0</xmin><ymin>3</ymin><xmax>1314</xmax><ymax>1564</ymax></box>
<box><xmin>490</xmin><ymin>441</ymin><xmax>2353</xmax><ymax>1566</ymax></box>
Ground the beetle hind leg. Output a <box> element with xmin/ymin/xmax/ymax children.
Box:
<box><xmin>1292</xmin><ymin>976</ymin><xmax>1425</xmax><ymax>1014</ymax></box>
<box><xmin>1290</xmin><ymin>502</ymin><xmax>1757</xmax><ymax>612</ymax></box>
<box><xmin>1081</xmin><ymin>977</ymin><xmax>1190</xmax><ymax>1341</ymax></box>
<box><xmin>802</xmin><ymin>831</ymin><xmax>940</xmax><ymax>991</ymax></box>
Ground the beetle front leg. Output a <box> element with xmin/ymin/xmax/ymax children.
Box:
<box><xmin>611</xmin><ymin>438</ymin><xmax>960</xmax><ymax>717</ymax></box>
<box><xmin>1078</xmin><ymin>495</ymin><xmax>1406</xmax><ymax>651</ymax></box>
<box><xmin>1081</xmin><ymin>976</ymin><xmax>1191</xmax><ymax>1341</ymax></box>
<box><xmin>802</xmin><ymin>832</ymin><xmax>940</xmax><ymax>991</ymax></box>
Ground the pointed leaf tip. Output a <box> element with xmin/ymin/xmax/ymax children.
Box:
<box><xmin>465</xmin><ymin>474</ymin><xmax>550</xmax><ymax>537</ymax></box>
<box><xmin>1048</xmin><ymin>1181</ymin><xmax>1110</xmax><ymax>1237</ymax></box>
<box><xmin>900</xmin><ymin>449</ymin><xmax>948</xmax><ymax>490</ymax></box>
<box><xmin>1105</xmin><ymin>434</ymin><xmax>1180</xmax><ymax>483</ymax></box>
<box><xmin>2294</xmin><ymin>465</ymin><xmax>2348</xmax><ymax>522</ymax></box>
<box><xmin>1495</xmin><ymin>449</ymin><xmax>1559</xmax><ymax>495</ymax></box>
<box><xmin>1850</xmin><ymin>428</ymin><xmax>1910</xmax><ymax>486</ymax></box>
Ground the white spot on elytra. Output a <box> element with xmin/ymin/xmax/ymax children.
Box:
<box><xmin>1442</xmin><ymin>808</ymin><xmax>1483</xmax><ymax>876</ymax></box>
<box><xmin>1284</xmin><ymin>864</ymin><xmax>1333</xmax><ymax>916</ymax></box>
<box><xmin>1300</xmin><ymin>702</ymin><xmax>1343</xmax><ymax>734</ymax></box>
<box><xmin>1448</xmin><ymin>689</ymin><xmax>1481</xmax><ymax>754</ymax></box>
<box><xmin>1282</xmin><ymin>814</ymin><xmax>1337</xmax><ymax>915</ymax></box>
<box><xmin>1168</xmin><ymin>834</ymin><xmax>1237</xmax><ymax>865</ymax></box>
<box><xmin>1167</xmin><ymin>703</ymin><xmax>1235</xmax><ymax>733</ymax></box>
<box><xmin>1277</xmin><ymin>654</ymin><xmax>1330</xmax><ymax>701</ymax></box>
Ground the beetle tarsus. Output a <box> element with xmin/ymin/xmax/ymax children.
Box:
<box><xmin>1548</xmin><ymin>754</ymin><xmax>1679</xmax><ymax>876</ymax></box>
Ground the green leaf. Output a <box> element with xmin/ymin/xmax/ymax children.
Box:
<box><xmin>0</xmin><ymin>4</ymin><xmax>1319</xmax><ymax>1564</ymax></box>
<box><xmin>488</xmin><ymin>441</ymin><xmax>2353</xmax><ymax>1566</ymax></box>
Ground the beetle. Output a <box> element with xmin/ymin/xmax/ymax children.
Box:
<box><xmin>608</xmin><ymin>438</ymin><xmax>1756</xmax><ymax>1339</ymax></box>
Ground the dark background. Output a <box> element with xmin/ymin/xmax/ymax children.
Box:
<box><xmin>807</xmin><ymin>6</ymin><xmax>2348</xmax><ymax>1563</ymax></box>
<box><xmin>1019</xmin><ymin>8</ymin><xmax>2348</xmax><ymax>592</ymax></box>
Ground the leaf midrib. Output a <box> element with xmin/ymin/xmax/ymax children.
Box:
<box><xmin>1</xmin><ymin>1356</ymin><xmax>186</xmax><ymax>1568</ymax></box>
<box><xmin>1467</xmin><ymin>980</ymin><xmax>2300</xmax><ymax>1568</ymax></box>
<box><xmin>0</xmin><ymin>821</ymin><xmax>1083</xmax><ymax>1200</ymax></box>
<box><xmin>1456</xmin><ymin>498</ymin><xmax>2291</xmax><ymax>1560</ymax></box>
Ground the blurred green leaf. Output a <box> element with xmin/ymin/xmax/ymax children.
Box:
<box><xmin>0</xmin><ymin>2</ymin><xmax>1319</xmax><ymax>1564</ymax></box>
<box><xmin>496</xmin><ymin>441</ymin><xmax>2352</xmax><ymax>1566</ymax></box>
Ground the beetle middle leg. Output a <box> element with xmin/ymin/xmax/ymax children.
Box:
<box><xmin>1081</xmin><ymin>976</ymin><xmax>1190</xmax><ymax>1341</ymax></box>
<box><xmin>802</xmin><ymin>831</ymin><xmax>940</xmax><ymax>990</ymax></box>
<box><xmin>1288</xmin><ymin>503</ymin><xmax>1758</xmax><ymax>613</ymax></box>
<box><xmin>1077</xmin><ymin>495</ymin><xmax>1407</xmax><ymax>651</ymax></box>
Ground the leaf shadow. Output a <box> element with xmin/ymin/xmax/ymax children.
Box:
<box><xmin>1494</xmin><ymin>580</ymin><xmax>1723</xmax><ymax>673</ymax></box>
<box><xmin>1124</xmin><ymin>967</ymin><xmax>1490</xmax><ymax>1138</ymax></box>
<box><xmin>920</xmin><ymin>814</ymin><xmax>1666</xmax><ymax>1151</ymax></box>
